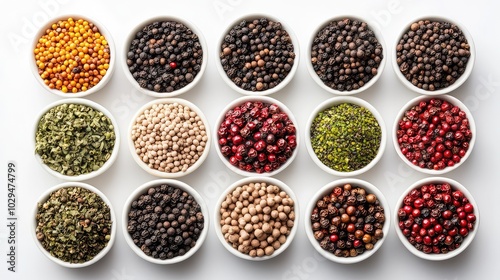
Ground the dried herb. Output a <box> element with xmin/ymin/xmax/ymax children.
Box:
<box><xmin>35</xmin><ymin>187</ymin><xmax>112</xmax><ymax>263</ymax></box>
<box><xmin>35</xmin><ymin>103</ymin><xmax>116</xmax><ymax>176</ymax></box>
<box><xmin>310</xmin><ymin>103</ymin><xmax>381</xmax><ymax>172</ymax></box>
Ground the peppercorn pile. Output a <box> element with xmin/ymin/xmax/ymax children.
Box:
<box><xmin>310</xmin><ymin>103</ymin><xmax>381</xmax><ymax>172</ymax></box>
<box><xmin>35</xmin><ymin>187</ymin><xmax>112</xmax><ymax>263</ymax></box>
<box><xmin>396</xmin><ymin>98</ymin><xmax>472</xmax><ymax>170</ymax></box>
<box><xmin>219</xmin><ymin>17</ymin><xmax>295</xmax><ymax>92</ymax></box>
<box><xmin>217</xmin><ymin>101</ymin><xmax>297</xmax><ymax>173</ymax></box>
<box><xmin>311</xmin><ymin>18</ymin><xmax>383</xmax><ymax>92</ymax></box>
<box><xmin>126</xmin><ymin>20</ymin><xmax>203</xmax><ymax>93</ymax></box>
<box><xmin>34</xmin><ymin>17</ymin><xmax>111</xmax><ymax>93</ymax></box>
<box><xmin>127</xmin><ymin>184</ymin><xmax>205</xmax><ymax>260</ymax></box>
<box><xmin>131</xmin><ymin>102</ymin><xmax>208</xmax><ymax>173</ymax></box>
<box><xmin>396</xmin><ymin>20</ymin><xmax>471</xmax><ymax>91</ymax></box>
<box><xmin>311</xmin><ymin>183</ymin><xmax>385</xmax><ymax>258</ymax></box>
<box><xmin>35</xmin><ymin>103</ymin><xmax>116</xmax><ymax>176</ymax></box>
<box><xmin>397</xmin><ymin>182</ymin><xmax>476</xmax><ymax>254</ymax></box>
<box><xmin>219</xmin><ymin>182</ymin><xmax>295</xmax><ymax>257</ymax></box>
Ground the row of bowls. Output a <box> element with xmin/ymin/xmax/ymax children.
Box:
<box><xmin>33</xmin><ymin>176</ymin><xmax>479</xmax><ymax>267</ymax></box>
<box><xmin>30</xmin><ymin>14</ymin><xmax>475</xmax><ymax>98</ymax></box>
<box><xmin>34</xmin><ymin>94</ymin><xmax>476</xmax><ymax>181</ymax></box>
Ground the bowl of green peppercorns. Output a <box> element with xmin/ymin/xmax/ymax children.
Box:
<box><xmin>305</xmin><ymin>96</ymin><xmax>386</xmax><ymax>176</ymax></box>
<box><xmin>33</xmin><ymin>98</ymin><xmax>120</xmax><ymax>181</ymax></box>
<box><xmin>122</xmin><ymin>179</ymin><xmax>209</xmax><ymax>264</ymax></box>
<box><xmin>32</xmin><ymin>181</ymin><xmax>116</xmax><ymax>267</ymax></box>
<box><xmin>392</xmin><ymin>16</ymin><xmax>475</xmax><ymax>95</ymax></box>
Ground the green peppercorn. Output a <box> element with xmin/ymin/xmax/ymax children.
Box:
<box><xmin>310</xmin><ymin>103</ymin><xmax>381</xmax><ymax>172</ymax></box>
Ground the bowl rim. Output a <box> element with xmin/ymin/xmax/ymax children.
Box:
<box><xmin>214</xmin><ymin>13</ymin><xmax>300</xmax><ymax>96</ymax></box>
<box><xmin>304</xmin><ymin>178</ymin><xmax>391</xmax><ymax>264</ymax></box>
<box><xmin>304</xmin><ymin>96</ymin><xmax>387</xmax><ymax>176</ymax></box>
<box><xmin>213</xmin><ymin>176</ymin><xmax>299</xmax><ymax>261</ymax></box>
<box><xmin>213</xmin><ymin>95</ymin><xmax>300</xmax><ymax>177</ymax></box>
<box><xmin>127</xmin><ymin>98</ymin><xmax>211</xmax><ymax>178</ymax></box>
<box><xmin>392</xmin><ymin>94</ymin><xmax>476</xmax><ymax>175</ymax></box>
<box><xmin>393</xmin><ymin>176</ymin><xmax>480</xmax><ymax>261</ymax></box>
<box><xmin>306</xmin><ymin>15</ymin><xmax>387</xmax><ymax>95</ymax></box>
<box><xmin>121</xmin><ymin>178</ymin><xmax>209</xmax><ymax>264</ymax></box>
<box><xmin>391</xmin><ymin>15</ymin><xmax>476</xmax><ymax>95</ymax></box>
<box><xmin>33</xmin><ymin>98</ymin><xmax>120</xmax><ymax>181</ymax></box>
<box><xmin>32</xmin><ymin>181</ymin><xmax>116</xmax><ymax>268</ymax></box>
<box><xmin>122</xmin><ymin>15</ymin><xmax>208</xmax><ymax>98</ymax></box>
<box><xmin>30</xmin><ymin>14</ymin><xmax>116</xmax><ymax>97</ymax></box>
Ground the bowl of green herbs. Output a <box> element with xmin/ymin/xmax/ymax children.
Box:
<box><xmin>33</xmin><ymin>98</ymin><xmax>120</xmax><ymax>181</ymax></box>
<box><xmin>305</xmin><ymin>96</ymin><xmax>386</xmax><ymax>176</ymax></box>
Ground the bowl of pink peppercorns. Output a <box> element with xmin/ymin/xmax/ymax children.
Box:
<box><xmin>214</xmin><ymin>96</ymin><xmax>299</xmax><ymax>176</ymax></box>
<box><xmin>394</xmin><ymin>177</ymin><xmax>479</xmax><ymax>261</ymax></box>
<box><xmin>393</xmin><ymin>95</ymin><xmax>475</xmax><ymax>174</ymax></box>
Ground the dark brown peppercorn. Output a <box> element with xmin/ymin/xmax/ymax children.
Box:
<box><xmin>127</xmin><ymin>184</ymin><xmax>204</xmax><ymax>260</ymax></box>
<box><xmin>311</xmin><ymin>18</ymin><xmax>383</xmax><ymax>92</ymax></box>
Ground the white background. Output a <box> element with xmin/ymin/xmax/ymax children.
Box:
<box><xmin>1</xmin><ymin>0</ymin><xmax>499</xmax><ymax>279</ymax></box>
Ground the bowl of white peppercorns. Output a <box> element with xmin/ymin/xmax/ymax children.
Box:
<box><xmin>214</xmin><ymin>177</ymin><xmax>298</xmax><ymax>261</ymax></box>
<box><xmin>215</xmin><ymin>14</ymin><xmax>300</xmax><ymax>95</ymax></box>
<box><xmin>307</xmin><ymin>15</ymin><xmax>387</xmax><ymax>95</ymax></box>
<box><xmin>305</xmin><ymin>178</ymin><xmax>390</xmax><ymax>264</ymax></box>
<box><xmin>392</xmin><ymin>16</ymin><xmax>475</xmax><ymax>95</ymax></box>
<box><xmin>123</xmin><ymin>16</ymin><xmax>208</xmax><ymax>97</ymax></box>
<box><xmin>122</xmin><ymin>179</ymin><xmax>209</xmax><ymax>264</ymax></box>
<box><xmin>128</xmin><ymin>98</ymin><xmax>211</xmax><ymax>178</ymax></box>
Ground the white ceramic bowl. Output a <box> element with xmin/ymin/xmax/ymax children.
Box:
<box><xmin>214</xmin><ymin>96</ymin><xmax>299</xmax><ymax>176</ymax></box>
<box><xmin>128</xmin><ymin>98</ymin><xmax>211</xmax><ymax>178</ymax></box>
<box><xmin>214</xmin><ymin>177</ymin><xmax>299</xmax><ymax>261</ymax></box>
<box><xmin>122</xmin><ymin>16</ymin><xmax>207</xmax><ymax>97</ymax></box>
<box><xmin>122</xmin><ymin>179</ymin><xmax>209</xmax><ymax>264</ymax></box>
<box><xmin>215</xmin><ymin>14</ymin><xmax>300</xmax><ymax>95</ymax></box>
<box><xmin>34</xmin><ymin>98</ymin><xmax>120</xmax><ymax>181</ymax></box>
<box><xmin>306</xmin><ymin>15</ymin><xmax>387</xmax><ymax>95</ymax></box>
<box><xmin>32</xmin><ymin>182</ymin><xmax>116</xmax><ymax>268</ymax></box>
<box><xmin>393</xmin><ymin>95</ymin><xmax>476</xmax><ymax>175</ymax></box>
<box><xmin>392</xmin><ymin>16</ymin><xmax>475</xmax><ymax>95</ymax></box>
<box><xmin>30</xmin><ymin>14</ymin><xmax>115</xmax><ymax>97</ymax></box>
<box><xmin>394</xmin><ymin>177</ymin><xmax>479</xmax><ymax>261</ymax></box>
<box><xmin>304</xmin><ymin>178</ymin><xmax>390</xmax><ymax>264</ymax></box>
<box><xmin>305</xmin><ymin>96</ymin><xmax>386</xmax><ymax>176</ymax></box>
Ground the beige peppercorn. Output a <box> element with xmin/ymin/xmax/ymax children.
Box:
<box><xmin>219</xmin><ymin>182</ymin><xmax>295</xmax><ymax>258</ymax></box>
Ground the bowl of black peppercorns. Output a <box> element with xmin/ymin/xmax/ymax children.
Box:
<box><xmin>392</xmin><ymin>16</ymin><xmax>475</xmax><ymax>95</ymax></box>
<box><xmin>122</xmin><ymin>179</ymin><xmax>209</xmax><ymax>264</ymax></box>
<box><xmin>214</xmin><ymin>96</ymin><xmax>299</xmax><ymax>176</ymax></box>
<box><xmin>394</xmin><ymin>177</ymin><xmax>479</xmax><ymax>261</ymax></box>
<box><xmin>123</xmin><ymin>16</ymin><xmax>207</xmax><ymax>97</ymax></box>
<box><xmin>393</xmin><ymin>95</ymin><xmax>476</xmax><ymax>174</ymax></box>
<box><xmin>307</xmin><ymin>16</ymin><xmax>386</xmax><ymax>95</ymax></box>
<box><xmin>216</xmin><ymin>14</ymin><xmax>299</xmax><ymax>95</ymax></box>
<box><xmin>305</xmin><ymin>179</ymin><xmax>390</xmax><ymax>264</ymax></box>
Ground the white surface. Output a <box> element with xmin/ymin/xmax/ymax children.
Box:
<box><xmin>1</xmin><ymin>0</ymin><xmax>499</xmax><ymax>279</ymax></box>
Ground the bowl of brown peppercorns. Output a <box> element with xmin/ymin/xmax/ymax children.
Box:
<box><xmin>216</xmin><ymin>14</ymin><xmax>299</xmax><ymax>95</ymax></box>
<box><xmin>214</xmin><ymin>96</ymin><xmax>299</xmax><ymax>176</ymax></box>
<box><xmin>393</xmin><ymin>95</ymin><xmax>476</xmax><ymax>174</ymax></box>
<box><xmin>31</xmin><ymin>15</ymin><xmax>116</xmax><ymax>97</ymax></box>
<box><xmin>394</xmin><ymin>177</ymin><xmax>479</xmax><ymax>261</ymax></box>
<box><xmin>33</xmin><ymin>181</ymin><xmax>116</xmax><ymax>267</ymax></box>
<box><xmin>128</xmin><ymin>98</ymin><xmax>211</xmax><ymax>178</ymax></box>
<box><xmin>122</xmin><ymin>179</ymin><xmax>209</xmax><ymax>264</ymax></box>
<box><xmin>392</xmin><ymin>16</ymin><xmax>475</xmax><ymax>95</ymax></box>
<box><xmin>305</xmin><ymin>179</ymin><xmax>390</xmax><ymax>264</ymax></box>
<box><xmin>214</xmin><ymin>177</ymin><xmax>298</xmax><ymax>261</ymax></box>
<box><xmin>307</xmin><ymin>16</ymin><xmax>386</xmax><ymax>95</ymax></box>
<box><xmin>123</xmin><ymin>16</ymin><xmax>207</xmax><ymax>97</ymax></box>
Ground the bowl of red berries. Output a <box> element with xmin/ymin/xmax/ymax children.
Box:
<box><xmin>214</xmin><ymin>96</ymin><xmax>299</xmax><ymax>176</ymax></box>
<box><xmin>393</xmin><ymin>95</ymin><xmax>475</xmax><ymax>174</ymax></box>
<box><xmin>394</xmin><ymin>177</ymin><xmax>479</xmax><ymax>261</ymax></box>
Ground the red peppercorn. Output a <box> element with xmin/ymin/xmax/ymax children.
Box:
<box><xmin>329</xmin><ymin>234</ymin><xmax>339</xmax><ymax>242</ymax></box>
<box><xmin>169</xmin><ymin>62</ymin><xmax>177</xmax><ymax>69</ymax></box>
<box><xmin>464</xmin><ymin>203</ymin><xmax>474</xmax><ymax>213</ymax></box>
